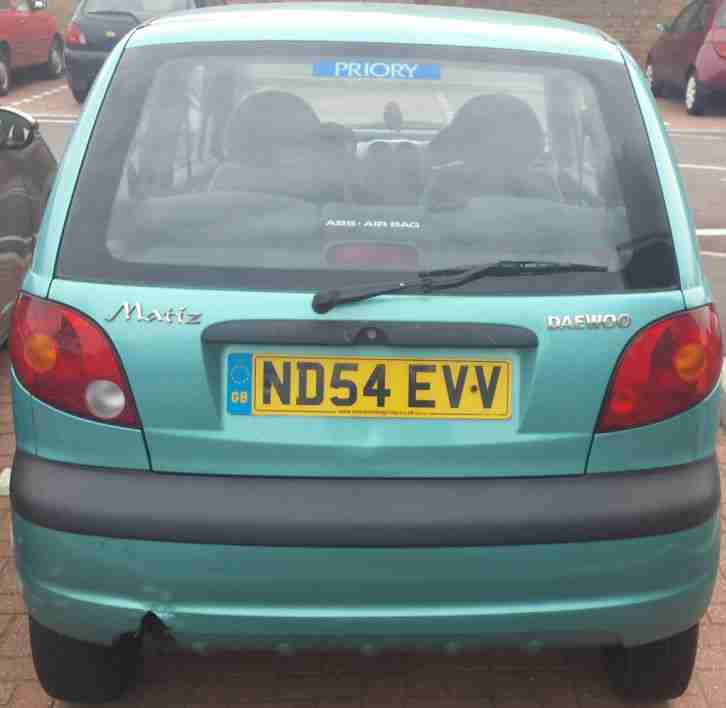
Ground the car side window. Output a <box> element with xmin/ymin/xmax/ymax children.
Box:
<box><xmin>688</xmin><ymin>0</ymin><xmax>712</xmax><ymax>30</ymax></box>
<box><xmin>13</xmin><ymin>0</ymin><xmax>31</xmax><ymax>11</ymax></box>
<box><xmin>671</xmin><ymin>0</ymin><xmax>700</xmax><ymax>31</ymax></box>
<box><xmin>0</xmin><ymin>0</ymin><xmax>9</xmax><ymax>10</ymax></box>
<box><xmin>719</xmin><ymin>2</ymin><xmax>726</xmax><ymax>25</ymax></box>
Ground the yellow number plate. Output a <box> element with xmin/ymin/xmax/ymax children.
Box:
<box><xmin>247</xmin><ymin>356</ymin><xmax>511</xmax><ymax>419</ymax></box>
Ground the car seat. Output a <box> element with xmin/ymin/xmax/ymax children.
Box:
<box><xmin>425</xmin><ymin>93</ymin><xmax>559</xmax><ymax>207</ymax></box>
<box><xmin>210</xmin><ymin>90</ymin><xmax>352</xmax><ymax>202</ymax></box>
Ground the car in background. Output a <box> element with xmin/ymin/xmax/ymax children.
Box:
<box><xmin>8</xmin><ymin>4</ymin><xmax>723</xmax><ymax>704</ymax></box>
<box><xmin>0</xmin><ymin>108</ymin><xmax>56</xmax><ymax>341</ymax></box>
<box><xmin>64</xmin><ymin>0</ymin><xmax>224</xmax><ymax>102</ymax></box>
<box><xmin>646</xmin><ymin>0</ymin><xmax>726</xmax><ymax>114</ymax></box>
<box><xmin>0</xmin><ymin>0</ymin><xmax>64</xmax><ymax>96</ymax></box>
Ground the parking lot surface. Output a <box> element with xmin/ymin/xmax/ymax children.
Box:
<box><xmin>0</xmin><ymin>81</ymin><xmax>725</xmax><ymax>707</ymax></box>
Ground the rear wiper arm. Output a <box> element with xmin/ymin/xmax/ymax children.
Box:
<box><xmin>311</xmin><ymin>260</ymin><xmax>607</xmax><ymax>314</ymax></box>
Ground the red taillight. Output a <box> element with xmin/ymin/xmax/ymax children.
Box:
<box><xmin>714</xmin><ymin>42</ymin><xmax>726</xmax><ymax>59</ymax></box>
<box><xmin>65</xmin><ymin>22</ymin><xmax>87</xmax><ymax>46</ymax></box>
<box><xmin>596</xmin><ymin>305</ymin><xmax>722</xmax><ymax>433</ymax></box>
<box><xmin>9</xmin><ymin>294</ymin><xmax>139</xmax><ymax>428</ymax></box>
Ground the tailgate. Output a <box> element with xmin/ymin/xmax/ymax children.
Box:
<box><xmin>49</xmin><ymin>280</ymin><xmax>685</xmax><ymax>478</ymax></box>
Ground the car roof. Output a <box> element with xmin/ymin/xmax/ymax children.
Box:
<box><xmin>127</xmin><ymin>2</ymin><xmax>623</xmax><ymax>63</ymax></box>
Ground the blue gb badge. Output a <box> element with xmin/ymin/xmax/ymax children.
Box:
<box><xmin>227</xmin><ymin>353</ymin><xmax>253</xmax><ymax>415</ymax></box>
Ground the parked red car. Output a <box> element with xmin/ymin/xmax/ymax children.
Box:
<box><xmin>647</xmin><ymin>0</ymin><xmax>726</xmax><ymax>114</ymax></box>
<box><xmin>0</xmin><ymin>0</ymin><xmax>64</xmax><ymax>96</ymax></box>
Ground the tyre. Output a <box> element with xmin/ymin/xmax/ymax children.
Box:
<box><xmin>70</xmin><ymin>83</ymin><xmax>88</xmax><ymax>104</ymax></box>
<box><xmin>645</xmin><ymin>61</ymin><xmax>663</xmax><ymax>97</ymax></box>
<box><xmin>29</xmin><ymin>616</ymin><xmax>141</xmax><ymax>703</ymax></box>
<box><xmin>603</xmin><ymin>624</ymin><xmax>699</xmax><ymax>701</ymax></box>
<box><xmin>0</xmin><ymin>51</ymin><xmax>10</xmax><ymax>97</ymax></box>
<box><xmin>45</xmin><ymin>38</ymin><xmax>64</xmax><ymax>79</ymax></box>
<box><xmin>685</xmin><ymin>70</ymin><xmax>706</xmax><ymax>115</ymax></box>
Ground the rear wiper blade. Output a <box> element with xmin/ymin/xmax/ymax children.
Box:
<box><xmin>311</xmin><ymin>260</ymin><xmax>607</xmax><ymax>314</ymax></box>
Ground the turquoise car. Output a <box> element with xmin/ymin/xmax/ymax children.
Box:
<box><xmin>7</xmin><ymin>2</ymin><xmax>723</xmax><ymax>703</ymax></box>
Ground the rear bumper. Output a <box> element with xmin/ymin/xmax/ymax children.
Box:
<box><xmin>10</xmin><ymin>451</ymin><xmax>720</xmax><ymax>547</ymax></box>
<box><xmin>10</xmin><ymin>452</ymin><xmax>721</xmax><ymax>650</ymax></box>
<box><xmin>63</xmin><ymin>47</ymin><xmax>108</xmax><ymax>89</ymax></box>
<box><xmin>12</xmin><ymin>511</ymin><xmax>720</xmax><ymax>651</ymax></box>
<box><xmin>696</xmin><ymin>44</ymin><xmax>726</xmax><ymax>91</ymax></box>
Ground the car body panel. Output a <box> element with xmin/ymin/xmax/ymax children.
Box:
<box><xmin>0</xmin><ymin>0</ymin><xmax>57</xmax><ymax>69</ymax></box>
<box><xmin>621</xmin><ymin>45</ymin><xmax>705</xmax><ymax>302</ymax></box>
<box><xmin>48</xmin><ymin>279</ymin><xmax>685</xmax><ymax>478</ymax></box>
<box><xmin>13</xmin><ymin>511</ymin><xmax>720</xmax><ymax>649</ymax></box>
<box><xmin>130</xmin><ymin>3</ymin><xmax>621</xmax><ymax>63</ymax></box>
<box><xmin>30</xmin><ymin>35</ymin><xmax>130</xmax><ymax>297</ymax></box>
<box><xmin>12</xmin><ymin>370</ymin><xmax>150</xmax><ymax>468</ymax></box>
<box><xmin>587</xmin><ymin>384</ymin><xmax>720</xmax><ymax>473</ymax></box>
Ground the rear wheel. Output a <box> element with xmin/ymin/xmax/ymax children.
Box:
<box><xmin>45</xmin><ymin>38</ymin><xmax>64</xmax><ymax>79</ymax></box>
<box><xmin>603</xmin><ymin>624</ymin><xmax>699</xmax><ymax>701</ymax></box>
<box><xmin>29</xmin><ymin>616</ymin><xmax>141</xmax><ymax>703</ymax></box>
<box><xmin>70</xmin><ymin>83</ymin><xmax>87</xmax><ymax>104</ymax></box>
<box><xmin>685</xmin><ymin>70</ymin><xmax>706</xmax><ymax>115</ymax></box>
<box><xmin>646</xmin><ymin>61</ymin><xmax>663</xmax><ymax>97</ymax></box>
<box><xmin>0</xmin><ymin>50</ymin><xmax>10</xmax><ymax>96</ymax></box>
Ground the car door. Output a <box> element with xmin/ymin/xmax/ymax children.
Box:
<box><xmin>0</xmin><ymin>110</ymin><xmax>57</xmax><ymax>340</ymax></box>
<box><xmin>672</xmin><ymin>0</ymin><xmax>714</xmax><ymax>86</ymax></box>
<box><xmin>26</xmin><ymin>0</ymin><xmax>53</xmax><ymax>65</ymax></box>
<box><xmin>661</xmin><ymin>0</ymin><xmax>702</xmax><ymax>83</ymax></box>
<box><xmin>6</xmin><ymin>0</ymin><xmax>34</xmax><ymax>67</ymax></box>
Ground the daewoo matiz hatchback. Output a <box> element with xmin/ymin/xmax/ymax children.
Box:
<box><xmin>8</xmin><ymin>3</ymin><xmax>723</xmax><ymax>703</ymax></box>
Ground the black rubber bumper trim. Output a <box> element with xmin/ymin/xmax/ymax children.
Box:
<box><xmin>10</xmin><ymin>452</ymin><xmax>720</xmax><ymax>548</ymax></box>
<box><xmin>202</xmin><ymin>320</ymin><xmax>538</xmax><ymax>349</ymax></box>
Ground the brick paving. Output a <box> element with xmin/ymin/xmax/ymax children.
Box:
<box><xmin>0</xmin><ymin>350</ymin><xmax>722</xmax><ymax>707</ymax></box>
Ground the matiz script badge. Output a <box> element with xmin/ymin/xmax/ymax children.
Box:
<box><xmin>106</xmin><ymin>302</ymin><xmax>202</xmax><ymax>325</ymax></box>
<box><xmin>547</xmin><ymin>313</ymin><xmax>632</xmax><ymax>330</ymax></box>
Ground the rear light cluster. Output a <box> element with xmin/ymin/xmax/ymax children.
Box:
<box><xmin>9</xmin><ymin>294</ymin><xmax>139</xmax><ymax>428</ymax></box>
<box><xmin>714</xmin><ymin>42</ymin><xmax>726</xmax><ymax>59</ymax></box>
<box><xmin>596</xmin><ymin>305</ymin><xmax>722</xmax><ymax>433</ymax></box>
<box><xmin>65</xmin><ymin>22</ymin><xmax>87</xmax><ymax>46</ymax></box>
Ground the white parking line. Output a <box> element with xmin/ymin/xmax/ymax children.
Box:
<box><xmin>668</xmin><ymin>128</ymin><xmax>726</xmax><ymax>134</ymax></box>
<box><xmin>36</xmin><ymin>118</ymin><xmax>77</xmax><ymax>125</ymax></box>
<box><xmin>701</xmin><ymin>251</ymin><xmax>726</xmax><ymax>258</ymax></box>
<box><xmin>0</xmin><ymin>467</ymin><xmax>9</xmax><ymax>496</ymax></box>
<box><xmin>679</xmin><ymin>163</ymin><xmax>726</xmax><ymax>172</ymax></box>
<box><xmin>33</xmin><ymin>114</ymin><xmax>78</xmax><ymax>120</ymax></box>
<box><xmin>697</xmin><ymin>229</ymin><xmax>726</xmax><ymax>236</ymax></box>
<box><xmin>671</xmin><ymin>135</ymin><xmax>724</xmax><ymax>141</ymax></box>
<box><xmin>7</xmin><ymin>85</ymin><xmax>66</xmax><ymax>108</ymax></box>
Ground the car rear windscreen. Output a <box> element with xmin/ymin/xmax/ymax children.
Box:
<box><xmin>56</xmin><ymin>42</ymin><xmax>678</xmax><ymax>294</ymax></box>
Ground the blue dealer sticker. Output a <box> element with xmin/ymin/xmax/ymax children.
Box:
<box><xmin>227</xmin><ymin>352</ymin><xmax>253</xmax><ymax>415</ymax></box>
<box><xmin>313</xmin><ymin>61</ymin><xmax>441</xmax><ymax>80</ymax></box>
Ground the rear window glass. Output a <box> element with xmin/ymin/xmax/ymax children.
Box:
<box><xmin>56</xmin><ymin>42</ymin><xmax>677</xmax><ymax>295</ymax></box>
<box><xmin>83</xmin><ymin>0</ymin><xmax>190</xmax><ymax>14</ymax></box>
<box><xmin>718</xmin><ymin>3</ymin><xmax>726</xmax><ymax>25</ymax></box>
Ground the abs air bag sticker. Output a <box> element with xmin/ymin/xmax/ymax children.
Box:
<box><xmin>313</xmin><ymin>61</ymin><xmax>441</xmax><ymax>80</ymax></box>
<box><xmin>325</xmin><ymin>219</ymin><xmax>421</xmax><ymax>229</ymax></box>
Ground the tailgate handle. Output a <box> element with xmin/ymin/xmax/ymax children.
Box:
<box><xmin>202</xmin><ymin>320</ymin><xmax>538</xmax><ymax>349</ymax></box>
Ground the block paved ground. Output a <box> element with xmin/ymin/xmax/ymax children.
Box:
<box><xmin>0</xmin><ymin>349</ymin><xmax>723</xmax><ymax>707</ymax></box>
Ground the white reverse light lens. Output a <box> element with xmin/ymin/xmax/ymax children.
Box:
<box><xmin>85</xmin><ymin>380</ymin><xmax>126</xmax><ymax>420</ymax></box>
